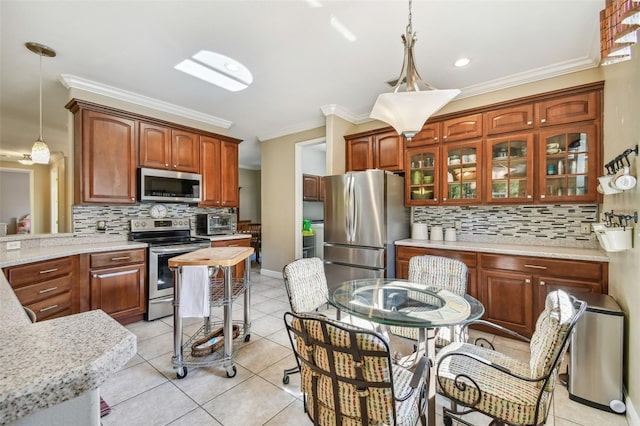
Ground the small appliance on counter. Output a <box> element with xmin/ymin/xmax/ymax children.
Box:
<box><xmin>196</xmin><ymin>213</ymin><xmax>237</xmax><ymax>235</ymax></box>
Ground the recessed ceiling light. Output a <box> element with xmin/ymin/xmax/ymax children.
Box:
<box><xmin>454</xmin><ymin>57</ymin><xmax>471</xmax><ymax>68</ymax></box>
<box><xmin>175</xmin><ymin>50</ymin><xmax>253</xmax><ymax>92</ymax></box>
<box><xmin>330</xmin><ymin>14</ymin><xmax>357</xmax><ymax>42</ymax></box>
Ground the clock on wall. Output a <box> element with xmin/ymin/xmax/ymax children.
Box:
<box><xmin>149</xmin><ymin>204</ymin><xmax>168</xmax><ymax>219</ymax></box>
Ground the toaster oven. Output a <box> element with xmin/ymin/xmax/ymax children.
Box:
<box><xmin>195</xmin><ymin>213</ymin><xmax>237</xmax><ymax>235</ymax></box>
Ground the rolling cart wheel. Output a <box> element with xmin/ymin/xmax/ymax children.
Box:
<box><xmin>176</xmin><ymin>367</ymin><xmax>188</xmax><ymax>379</ymax></box>
<box><xmin>283</xmin><ymin>374</ymin><xmax>290</xmax><ymax>385</ymax></box>
<box><xmin>226</xmin><ymin>365</ymin><xmax>237</xmax><ymax>378</ymax></box>
<box><xmin>244</xmin><ymin>334</ymin><xmax>251</xmax><ymax>342</ymax></box>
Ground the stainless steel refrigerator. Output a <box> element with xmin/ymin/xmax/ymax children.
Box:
<box><xmin>323</xmin><ymin>169</ymin><xmax>409</xmax><ymax>289</ymax></box>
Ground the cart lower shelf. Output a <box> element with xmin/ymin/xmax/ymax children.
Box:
<box><xmin>172</xmin><ymin>320</ymin><xmax>251</xmax><ymax>378</ymax></box>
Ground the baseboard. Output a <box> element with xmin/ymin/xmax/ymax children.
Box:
<box><xmin>260</xmin><ymin>268</ymin><xmax>282</xmax><ymax>279</ymax></box>
<box><xmin>626</xmin><ymin>392</ymin><xmax>640</xmax><ymax>426</ymax></box>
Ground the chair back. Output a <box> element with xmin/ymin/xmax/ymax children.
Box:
<box><xmin>284</xmin><ymin>312</ymin><xmax>398</xmax><ymax>425</ymax></box>
<box><xmin>283</xmin><ymin>257</ymin><xmax>329</xmax><ymax>313</ymax></box>
<box><xmin>408</xmin><ymin>255</ymin><xmax>467</xmax><ymax>295</ymax></box>
<box><xmin>529</xmin><ymin>290</ymin><xmax>587</xmax><ymax>389</ymax></box>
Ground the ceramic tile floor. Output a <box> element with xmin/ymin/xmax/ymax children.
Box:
<box><xmin>101</xmin><ymin>266</ymin><xmax>629</xmax><ymax>426</ymax></box>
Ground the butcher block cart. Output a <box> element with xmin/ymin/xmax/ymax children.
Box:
<box><xmin>168</xmin><ymin>246</ymin><xmax>254</xmax><ymax>379</ymax></box>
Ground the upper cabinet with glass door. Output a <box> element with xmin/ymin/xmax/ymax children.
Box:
<box><xmin>538</xmin><ymin>125</ymin><xmax>597</xmax><ymax>202</ymax></box>
<box><xmin>442</xmin><ymin>140</ymin><xmax>482</xmax><ymax>204</ymax></box>
<box><xmin>405</xmin><ymin>147</ymin><xmax>439</xmax><ymax>205</ymax></box>
<box><xmin>486</xmin><ymin>134</ymin><xmax>534</xmax><ymax>203</ymax></box>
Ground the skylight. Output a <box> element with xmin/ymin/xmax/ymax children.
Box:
<box><xmin>175</xmin><ymin>50</ymin><xmax>253</xmax><ymax>92</ymax></box>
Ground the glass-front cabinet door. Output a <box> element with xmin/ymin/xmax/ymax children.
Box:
<box><xmin>405</xmin><ymin>147</ymin><xmax>439</xmax><ymax>205</ymax></box>
<box><xmin>442</xmin><ymin>140</ymin><xmax>482</xmax><ymax>204</ymax></box>
<box><xmin>486</xmin><ymin>134</ymin><xmax>534</xmax><ymax>203</ymax></box>
<box><xmin>538</xmin><ymin>125</ymin><xmax>597</xmax><ymax>202</ymax></box>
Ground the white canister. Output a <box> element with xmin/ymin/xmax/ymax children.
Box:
<box><xmin>412</xmin><ymin>223</ymin><xmax>429</xmax><ymax>240</ymax></box>
<box><xmin>444</xmin><ymin>228</ymin><xmax>457</xmax><ymax>242</ymax></box>
<box><xmin>430</xmin><ymin>226</ymin><xmax>443</xmax><ymax>241</ymax></box>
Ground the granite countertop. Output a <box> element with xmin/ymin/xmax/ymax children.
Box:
<box><xmin>0</xmin><ymin>309</ymin><xmax>136</xmax><ymax>424</ymax></box>
<box><xmin>395</xmin><ymin>239</ymin><xmax>609</xmax><ymax>262</ymax></box>
<box><xmin>0</xmin><ymin>241</ymin><xmax>148</xmax><ymax>269</ymax></box>
<box><xmin>195</xmin><ymin>233</ymin><xmax>251</xmax><ymax>241</ymax></box>
<box><xmin>0</xmin><ymin>240</ymin><xmax>142</xmax><ymax>423</ymax></box>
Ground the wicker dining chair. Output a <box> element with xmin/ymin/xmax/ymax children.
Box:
<box><xmin>390</xmin><ymin>255</ymin><xmax>469</xmax><ymax>347</ymax></box>
<box><xmin>281</xmin><ymin>257</ymin><xmax>331</xmax><ymax>384</ymax></box>
<box><xmin>435</xmin><ymin>290</ymin><xmax>587</xmax><ymax>426</ymax></box>
<box><xmin>284</xmin><ymin>311</ymin><xmax>429</xmax><ymax>425</ymax></box>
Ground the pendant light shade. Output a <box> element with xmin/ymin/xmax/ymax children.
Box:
<box><xmin>26</xmin><ymin>42</ymin><xmax>56</xmax><ymax>164</ymax></box>
<box><xmin>370</xmin><ymin>0</ymin><xmax>460</xmax><ymax>139</ymax></box>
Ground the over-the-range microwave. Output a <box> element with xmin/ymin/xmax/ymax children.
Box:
<box><xmin>138</xmin><ymin>167</ymin><xmax>202</xmax><ymax>203</ymax></box>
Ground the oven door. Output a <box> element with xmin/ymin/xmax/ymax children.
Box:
<box><xmin>148</xmin><ymin>244</ymin><xmax>210</xmax><ymax>320</ymax></box>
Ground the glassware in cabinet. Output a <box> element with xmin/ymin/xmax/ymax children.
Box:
<box><xmin>443</xmin><ymin>140</ymin><xmax>481</xmax><ymax>204</ymax></box>
<box><xmin>405</xmin><ymin>147</ymin><xmax>438</xmax><ymax>204</ymax></box>
<box><xmin>486</xmin><ymin>134</ymin><xmax>533</xmax><ymax>203</ymax></box>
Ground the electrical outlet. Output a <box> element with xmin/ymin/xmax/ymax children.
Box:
<box><xmin>580</xmin><ymin>222</ymin><xmax>592</xmax><ymax>234</ymax></box>
<box><xmin>6</xmin><ymin>241</ymin><xmax>21</xmax><ymax>250</ymax></box>
<box><xmin>454</xmin><ymin>221</ymin><xmax>462</xmax><ymax>230</ymax></box>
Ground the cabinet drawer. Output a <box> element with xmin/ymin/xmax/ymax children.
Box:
<box><xmin>13</xmin><ymin>274</ymin><xmax>72</xmax><ymax>305</ymax></box>
<box><xmin>7</xmin><ymin>257</ymin><xmax>73</xmax><ymax>288</ymax></box>
<box><xmin>396</xmin><ymin>246</ymin><xmax>477</xmax><ymax>268</ymax></box>
<box><xmin>90</xmin><ymin>249</ymin><xmax>145</xmax><ymax>268</ymax></box>
<box><xmin>211</xmin><ymin>239</ymin><xmax>251</xmax><ymax>248</ymax></box>
<box><xmin>479</xmin><ymin>253</ymin><xmax>604</xmax><ymax>281</ymax></box>
<box><xmin>27</xmin><ymin>291</ymin><xmax>72</xmax><ymax>322</ymax></box>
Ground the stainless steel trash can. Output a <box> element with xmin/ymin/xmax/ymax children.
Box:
<box><xmin>568</xmin><ymin>293</ymin><xmax>625</xmax><ymax>414</ymax></box>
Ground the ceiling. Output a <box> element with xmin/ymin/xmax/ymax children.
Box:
<box><xmin>0</xmin><ymin>1</ymin><xmax>603</xmax><ymax>170</ymax></box>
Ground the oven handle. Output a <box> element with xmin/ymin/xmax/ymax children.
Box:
<box><xmin>150</xmin><ymin>245</ymin><xmax>208</xmax><ymax>254</ymax></box>
<box><xmin>150</xmin><ymin>296</ymin><xmax>174</xmax><ymax>304</ymax></box>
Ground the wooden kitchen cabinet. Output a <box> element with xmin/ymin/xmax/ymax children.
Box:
<box><xmin>139</xmin><ymin>122</ymin><xmax>200</xmax><ymax>173</ymax></box>
<box><xmin>406</xmin><ymin>122</ymin><xmax>440</xmax><ymax>147</ymax></box>
<box><xmin>211</xmin><ymin>238</ymin><xmax>251</xmax><ymax>281</ymax></box>
<box><xmin>406</xmin><ymin>147</ymin><xmax>440</xmax><ymax>205</ymax></box>
<box><xmin>303</xmin><ymin>174</ymin><xmax>324</xmax><ymax>201</ymax></box>
<box><xmin>69</xmin><ymin>104</ymin><xmax>137</xmax><ymax>205</ymax></box>
<box><xmin>170</xmin><ymin>129</ymin><xmax>200</xmax><ymax>173</ymax></box>
<box><xmin>538</xmin><ymin>124</ymin><xmax>598</xmax><ymax>203</ymax></box>
<box><xmin>442</xmin><ymin>139</ymin><xmax>483</xmax><ymax>205</ymax></box>
<box><xmin>442</xmin><ymin>113</ymin><xmax>483</xmax><ymax>142</ymax></box>
<box><xmin>485</xmin><ymin>104</ymin><xmax>534</xmax><ymax>135</ymax></box>
<box><xmin>89</xmin><ymin>248</ymin><xmax>146</xmax><ymax>324</ymax></box>
<box><xmin>535</xmin><ymin>91</ymin><xmax>598</xmax><ymax>127</ymax></box>
<box><xmin>485</xmin><ymin>133</ymin><xmax>534</xmax><ymax>204</ymax></box>
<box><xmin>478</xmin><ymin>253</ymin><xmax>607</xmax><ymax>337</ymax></box>
<box><xmin>345</xmin><ymin>129</ymin><xmax>403</xmax><ymax>172</ymax></box>
<box><xmin>200</xmin><ymin>135</ymin><xmax>241</xmax><ymax>207</ymax></box>
<box><xmin>4</xmin><ymin>256</ymin><xmax>78</xmax><ymax>321</ymax></box>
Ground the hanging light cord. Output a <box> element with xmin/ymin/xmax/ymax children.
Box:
<box><xmin>38</xmin><ymin>52</ymin><xmax>43</xmax><ymax>141</ymax></box>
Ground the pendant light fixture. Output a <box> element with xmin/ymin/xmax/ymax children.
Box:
<box><xmin>26</xmin><ymin>42</ymin><xmax>56</xmax><ymax>164</ymax></box>
<box><xmin>370</xmin><ymin>0</ymin><xmax>460</xmax><ymax>140</ymax></box>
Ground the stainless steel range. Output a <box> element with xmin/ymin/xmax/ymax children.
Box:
<box><xmin>130</xmin><ymin>218</ymin><xmax>210</xmax><ymax>321</ymax></box>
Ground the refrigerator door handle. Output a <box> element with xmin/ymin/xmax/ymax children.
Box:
<box><xmin>345</xmin><ymin>173</ymin><xmax>352</xmax><ymax>240</ymax></box>
<box><xmin>348</xmin><ymin>173</ymin><xmax>356</xmax><ymax>242</ymax></box>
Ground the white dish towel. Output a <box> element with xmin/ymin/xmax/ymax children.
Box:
<box><xmin>179</xmin><ymin>266</ymin><xmax>210</xmax><ymax>318</ymax></box>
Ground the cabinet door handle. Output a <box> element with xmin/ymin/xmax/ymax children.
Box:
<box><xmin>111</xmin><ymin>256</ymin><xmax>131</xmax><ymax>261</ymax></box>
<box><xmin>527</xmin><ymin>121</ymin><xmax>532</xmax><ymax>125</ymax></box>
<box><xmin>173</xmin><ymin>164</ymin><xmax>177</xmax><ymax>168</ymax></box>
<box><xmin>131</xmin><ymin>197</ymin><xmax>135</xmax><ymax>201</ymax></box>
<box><xmin>165</xmin><ymin>163</ymin><xmax>169</xmax><ymax>167</ymax></box>
<box><xmin>434</xmin><ymin>137</ymin><xmax>438</xmax><ymax>141</ymax></box>
<box><xmin>524</xmin><ymin>264</ymin><xmax>547</xmax><ymax>269</ymax></box>
<box><xmin>39</xmin><ymin>305</ymin><xmax>58</xmax><ymax>313</ymax></box>
<box><xmin>540</xmin><ymin>280</ymin><xmax>546</xmax><ymax>286</ymax></box>
<box><xmin>39</xmin><ymin>286</ymin><xmax>58</xmax><ymax>294</ymax></box>
<box><xmin>527</xmin><ymin>195</ymin><xmax>532</xmax><ymax>199</ymax></box>
<box><xmin>443</xmin><ymin>135</ymin><xmax>448</xmax><ymax>139</ymax></box>
<box><xmin>540</xmin><ymin>118</ymin><xmax>547</xmax><ymax>123</ymax></box>
<box><xmin>525</xmin><ymin>278</ymin><xmax>531</xmax><ymax>284</ymax></box>
<box><xmin>540</xmin><ymin>194</ymin><xmax>546</xmax><ymax>199</ymax></box>
<box><xmin>39</xmin><ymin>268</ymin><xmax>58</xmax><ymax>274</ymax></box>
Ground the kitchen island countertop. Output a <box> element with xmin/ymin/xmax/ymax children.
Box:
<box><xmin>395</xmin><ymin>239</ymin><xmax>609</xmax><ymax>262</ymax></box>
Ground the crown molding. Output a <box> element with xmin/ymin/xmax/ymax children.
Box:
<box><xmin>320</xmin><ymin>104</ymin><xmax>371</xmax><ymax>124</ymax></box>
<box><xmin>457</xmin><ymin>56</ymin><xmax>600</xmax><ymax>100</ymax></box>
<box><xmin>256</xmin><ymin>116</ymin><xmax>327</xmax><ymax>142</ymax></box>
<box><xmin>59</xmin><ymin>74</ymin><xmax>233</xmax><ymax>129</ymax></box>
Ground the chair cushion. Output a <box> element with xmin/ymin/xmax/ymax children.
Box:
<box><xmin>284</xmin><ymin>258</ymin><xmax>329</xmax><ymax>313</ymax></box>
<box><xmin>436</xmin><ymin>342</ymin><xmax>552</xmax><ymax>425</ymax></box>
<box><xmin>293</xmin><ymin>316</ymin><xmax>422</xmax><ymax>426</ymax></box>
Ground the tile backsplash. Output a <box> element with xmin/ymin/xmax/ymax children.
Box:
<box><xmin>72</xmin><ymin>204</ymin><xmax>231</xmax><ymax>236</ymax></box>
<box><xmin>413</xmin><ymin>204</ymin><xmax>599</xmax><ymax>248</ymax></box>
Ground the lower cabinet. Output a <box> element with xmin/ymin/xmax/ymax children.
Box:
<box><xmin>211</xmin><ymin>238</ymin><xmax>251</xmax><ymax>279</ymax></box>
<box><xmin>89</xmin><ymin>248</ymin><xmax>146</xmax><ymax>324</ymax></box>
<box><xmin>4</xmin><ymin>256</ymin><xmax>78</xmax><ymax>322</ymax></box>
<box><xmin>396</xmin><ymin>245</ymin><xmax>608</xmax><ymax>337</ymax></box>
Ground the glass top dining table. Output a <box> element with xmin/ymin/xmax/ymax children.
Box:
<box><xmin>328</xmin><ymin>278</ymin><xmax>485</xmax><ymax>426</ymax></box>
